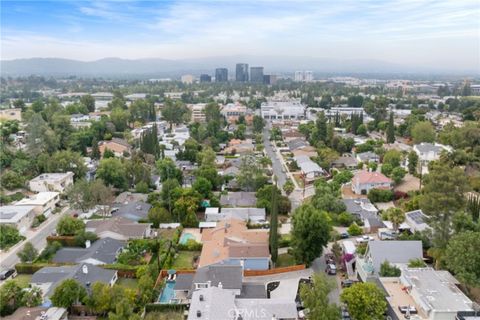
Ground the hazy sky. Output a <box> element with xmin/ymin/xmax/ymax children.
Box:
<box><xmin>1</xmin><ymin>0</ymin><xmax>479</xmax><ymax>71</ymax></box>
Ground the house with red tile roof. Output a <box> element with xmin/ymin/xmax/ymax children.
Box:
<box><xmin>351</xmin><ymin>170</ymin><xmax>393</xmax><ymax>195</ymax></box>
<box><xmin>198</xmin><ymin>219</ymin><xmax>270</xmax><ymax>270</ymax></box>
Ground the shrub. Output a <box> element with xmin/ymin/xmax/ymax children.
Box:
<box><xmin>278</xmin><ymin>235</ymin><xmax>291</xmax><ymax>248</ymax></box>
<box><xmin>177</xmin><ymin>239</ymin><xmax>202</xmax><ymax>251</ymax></box>
<box><xmin>379</xmin><ymin>260</ymin><xmax>401</xmax><ymax>277</ymax></box>
<box><xmin>408</xmin><ymin>258</ymin><xmax>426</xmax><ymax>268</ymax></box>
<box><xmin>337</xmin><ymin>212</ymin><xmax>354</xmax><ymax>227</ymax></box>
<box><xmin>38</xmin><ymin>241</ymin><xmax>62</xmax><ymax>262</ymax></box>
<box><xmin>368</xmin><ymin>189</ymin><xmax>394</xmax><ymax>203</ymax></box>
<box><xmin>0</xmin><ymin>225</ymin><xmax>23</xmax><ymax>249</ymax></box>
<box><xmin>31</xmin><ymin>214</ymin><xmax>47</xmax><ymax>228</ymax></box>
<box><xmin>347</xmin><ymin>222</ymin><xmax>363</xmax><ymax>236</ymax></box>
<box><xmin>74</xmin><ymin>231</ymin><xmax>98</xmax><ymax>247</ymax></box>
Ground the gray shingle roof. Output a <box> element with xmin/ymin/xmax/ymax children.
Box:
<box><xmin>111</xmin><ymin>201</ymin><xmax>151</xmax><ymax>222</ymax></box>
<box><xmin>193</xmin><ymin>265</ymin><xmax>243</xmax><ymax>290</ymax></box>
<box><xmin>31</xmin><ymin>264</ymin><xmax>116</xmax><ymax>297</ymax></box>
<box><xmin>52</xmin><ymin>237</ymin><xmax>125</xmax><ymax>265</ymax></box>
<box><xmin>174</xmin><ymin>273</ymin><xmax>195</xmax><ymax>291</ymax></box>
<box><xmin>367</xmin><ymin>240</ymin><xmax>423</xmax><ymax>274</ymax></box>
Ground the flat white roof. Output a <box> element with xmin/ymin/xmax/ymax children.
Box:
<box><xmin>0</xmin><ymin>205</ymin><xmax>36</xmax><ymax>223</ymax></box>
<box><xmin>16</xmin><ymin>192</ymin><xmax>59</xmax><ymax>205</ymax></box>
<box><xmin>30</xmin><ymin>172</ymin><xmax>74</xmax><ymax>182</ymax></box>
<box><xmin>199</xmin><ymin>222</ymin><xmax>217</xmax><ymax>228</ymax></box>
<box><xmin>342</xmin><ymin>240</ymin><xmax>356</xmax><ymax>255</ymax></box>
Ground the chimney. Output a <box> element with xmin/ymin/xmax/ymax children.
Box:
<box><xmin>218</xmin><ymin>282</ymin><xmax>223</xmax><ymax>289</ymax></box>
<box><xmin>85</xmin><ymin>240</ymin><xmax>91</xmax><ymax>248</ymax></box>
<box><xmin>196</xmin><ymin>310</ymin><xmax>202</xmax><ymax>318</ymax></box>
<box><xmin>82</xmin><ymin>265</ymin><xmax>88</xmax><ymax>274</ymax></box>
<box><xmin>199</xmin><ymin>294</ymin><xmax>204</xmax><ymax>301</ymax></box>
<box><xmin>207</xmin><ymin>280</ymin><xmax>211</xmax><ymax>288</ymax></box>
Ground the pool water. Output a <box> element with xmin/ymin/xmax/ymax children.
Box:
<box><xmin>179</xmin><ymin>233</ymin><xmax>195</xmax><ymax>245</ymax></box>
<box><xmin>158</xmin><ymin>281</ymin><xmax>175</xmax><ymax>303</ymax></box>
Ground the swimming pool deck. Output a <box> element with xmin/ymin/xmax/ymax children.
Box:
<box><xmin>180</xmin><ymin>228</ymin><xmax>202</xmax><ymax>243</ymax></box>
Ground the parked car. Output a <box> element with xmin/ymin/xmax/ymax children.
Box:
<box><xmin>325</xmin><ymin>263</ymin><xmax>337</xmax><ymax>275</ymax></box>
<box><xmin>341</xmin><ymin>279</ymin><xmax>359</xmax><ymax>288</ymax></box>
<box><xmin>0</xmin><ymin>268</ymin><xmax>17</xmax><ymax>280</ymax></box>
<box><xmin>356</xmin><ymin>235</ymin><xmax>374</xmax><ymax>243</ymax></box>
<box><xmin>398</xmin><ymin>306</ymin><xmax>417</xmax><ymax>314</ymax></box>
<box><xmin>340</xmin><ymin>232</ymin><xmax>350</xmax><ymax>239</ymax></box>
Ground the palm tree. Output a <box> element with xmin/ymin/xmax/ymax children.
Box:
<box><xmin>386</xmin><ymin>207</ymin><xmax>405</xmax><ymax>232</ymax></box>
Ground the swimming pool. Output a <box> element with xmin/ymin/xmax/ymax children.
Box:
<box><xmin>158</xmin><ymin>281</ymin><xmax>176</xmax><ymax>303</ymax></box>
<box><xmin>179</xmin><ymin>232</ymin><xmax>196</xmax><ymax>245</ymax></box>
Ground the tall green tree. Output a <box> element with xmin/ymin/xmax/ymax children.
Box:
<box><xmin>386</xmin><ymin>112</ymin><xmax>395</xmax><ymax>143</ymax></box>
<box><xmin>51</xmin><ymin>279</ymin><xmax>87</xmax><ymax>309</ymax></box>
<box><xmin>407</xmin><ymin>151</ymin><xmax>418</xmax><ymax>174</ymax></box>
<box><xmin>445</xmin><ymin>231</ymin><xmax>480</xmax><ymax>288</ymax></box>
<box><xmin>56</xmin><ymin>216</ymin><xmax>85</xmax><ymax>236</ymax></box>
<box><xmin>26</xmin><ymin>113</ymin><xmax>59</xmax><ymax>156</ymax></box>
<box><xmin>97</xmin><ymin>158</ymin><xmax>128</xmax><ymax>189</ymax></box>
<box><xmin>420</xmin><ymin>163</ymin><xmax>469</xmax><ymax>249</ymax></box>
<box><xmin>17</xmin><ymin>242</ymin><xmax>38</xmax><ymax>263</ymax></box>
<box><xmin>300</xmin><ymin>274</ymin><xmax>340</xmax><ymax>320</ymax></box>
<box><xmin>313</xmin><ymin>111</ymin><xmax>328</xmax><ymax>145</ymax></box>
<box><xmin>291</xmin><ymin>204</ymin><xmax>331</xmax><ymax>265</ymax></box>
<box><xmin>411</xmin><ymin>121</ymin><xmax>435</xmax><ymax>144</ymax></box>
<box><xmin>80</xmin><ymin>94</ymin><xmax>96</xmax><ymax>113</ymax></box>
<box><xmin>341</xmin><ymin>282</ymin><xmax>387</xmax><ymax>320</ymax></box>
<box><xmin>252</xmin><ymin>115</ymin><xmax>265</xmax><ymax>133</ymax></box>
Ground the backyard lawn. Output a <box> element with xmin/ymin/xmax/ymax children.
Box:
<box><xmin>170</xmin><ymin>251</ymin><xmax>199</xmax><ymax>269</ymax></box>
<box><xmin>276</xmin><ymin>253</ymin><xmax>296</xmax><ymax>267</ymax></box>
<box><xmin>117</xmin><ymin>278</ymin><xmax>138</xmax><ymax>289</ymax></box>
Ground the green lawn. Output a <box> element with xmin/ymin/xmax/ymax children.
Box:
<box><xmin>276</xmin><ymin>253</ymin><xmax>296</xmax><ymax>268</ymax></box>
<box><xmin>116</xmin><ymin>278</ymin><xmax>138</xmax><ymax>289</ymax></box>
<box><xmin>11</xmin><ymin>274</ymin><xmax>32</xmax><ymax>288</ymax></box>
<box><xmin>145</xmin><ymin>311</ymin><xmax>184</xmax><ymax>320</ymax></box>
<box><xmin>171</xmin><ymin>251</ymin><xmax>199</xmax><ymax>269</ymax></box>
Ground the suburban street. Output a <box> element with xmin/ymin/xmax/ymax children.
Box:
<box><xmin>263</xmin><ymin>126</ymin><xmax>287</xmax><ymax>188</ymax></box>
<box><xmin>0</xmin><ymin>206</ymin><xmax>69</xmax><ymax>272</ymax></box>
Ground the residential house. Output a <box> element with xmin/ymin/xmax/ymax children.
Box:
<box><xmin>114</xmin><ymin>192</ymin><xmax>148</xmax><ymax>204</ymax></box>
<box><xmin>405</xmin><ymin>209</ymin><xmax>431</xmax><ymax>233</ymax></box>
<box><xmin>205</xmin><ymin>207</ymin><xmax>266</xmax><ymax>223</ymax></box>
<box><xmin>70</xmin><ymin>113</ymin><xmax>90</xmax><ymax>123</ymax></box>
<box><xmin>356</xmin><ymin>151</ymin><xmax>380</xmax><ymax>163</ymax></box>
<box><xmin>413</xmin><ymin>143</ymin><xmax>452</xmax><ymax>174</ymax></box>
<box><xmin>294</xmin><ymin>155</ymin><xmax>325</xmax><ymax>182</ymax></box>
<box><xmin>342</xmin><ymin>198</ymin><xmax>384</xmax><ymax>233</ymax></box>
<box><xmin>110</xmin><ymin>201</ymin><xmax>152</xmax><ymax>222</ymax></box>
<box><xmin>0</xmin><ymin>206</ymin><xmax>37</xmax><ymax>235</ymax></box>
<box><xmin>0</xmin><ymin>108</ymin><xmax>22</xmax><ymax>121</ymax></box>
<box><xmin>29</xmin><ymin>172</ymin><xmax>74</xmax><ymax>193</ymax></box>
<box><xmin>198</xmin><ymin>219</ymin><xmax>270</xmax><ymax>270</ymax></box>
<box><xmin>32</xmin><ymin>264</ymin><xmax>117</xmax><ymax>299</ymax></box>
<box><xmin>98</xmin><ymin>138</ymin><xmax>132</xmax><ymax>158</ymax></box>
<box><xmin>52</xmin><ymin>237</ymin><xmax>125</xmax><ymax>265</ymax></box>
<box><xmin>332</xmin><ymin>156</ymin><xmax>358</xmax><ymax>169</ymax></box>
<box><xmin>351</xmin><ymin>171</ymin><xmax>393</xmax><ymax>195</ymax></box>
<box><xmin>187</xmin><ymin>285</ymin><xmax>298</xmax><ymax>320</ymax></box>
<box><xmin>356</xmin><ymin>240</ymin><xmax>422</xmax><ymax>281</ymax></box>
<box><xmin>189</xmin><ymin>103</ymin><xmax>207</xmax><ymax>123</ymax></box>
<box><xmin>380</xmin><ymin>268</ymin><xmax>474</xmax><ymax>320</ymax></box>
<box><xmin>85</xmin><ymin>217</ymin><xmax>152</xmax><ymax>240</ymax></box>
<box><xmin>220</xmin><ymin>192</ymin><xmax>257</xmax><ymax>207</ymax></box>
<box><xmin>15</xmin><ymin>192</ymin><xmax>60</xmax><ymax>217</ymax></box>
<box><xmin>223</xmin><ymin>139</ymin><xmax>255</xmax><ymax>155</ymax></box>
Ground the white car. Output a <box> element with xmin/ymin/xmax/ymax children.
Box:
<box><xmin>356</xmin><ymin>235</ymin><xmax>374</xmax><ymax>243</ymax></box>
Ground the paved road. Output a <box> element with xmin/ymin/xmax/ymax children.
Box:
<box><xmin>263</xmin><ymin>127</ymin><xmax>287</xmax><ymax>188</ymax></box>
<box><xmin>0</xmin><ymin>207</ymin><xmax>69</xmax><ymax>270</ymax></box>
<box><xmin>311</xmin><ymin>251</ymin><xmax>341</xmax><ymax>305</ymax></box>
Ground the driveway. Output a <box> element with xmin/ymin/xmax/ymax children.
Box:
<box><xmin>0</xmin><ymin>206</ymin><xmax>69</xmax><ymax>270</ymax></box>
<box><xmin>311</xmin><ymin>251</ymin><xmax>341</xmax><ymax>305</ymax></box>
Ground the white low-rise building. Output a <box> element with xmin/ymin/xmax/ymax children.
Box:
<box><xmin>15</xmin><ymin>192</ymin><xmax>60</xmax><ymax>217</ymax></box>
<box><xmin>0</xmin><ymin>205</ymin><xmax>37</xmax><ymax>235</ymax></box>
<box><xmin>29</xmin><ymin>172</ymin><xmax>74</xmax><ymax>193</ymax></box>
<box><xmin>413</xmin><ymin>143</ymin><xmax>452</xmax><ymax>174</ymax></box>
<box><xmin>261</xmin><ymin>100</ymin><xmax>305</xmax><ymax>120</ymax></box>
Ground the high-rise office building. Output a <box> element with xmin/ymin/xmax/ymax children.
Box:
<box><xmin>200</xmin><ymin>74</ymin><xmax>212</xmax><ymax>83</ymax></box>
<box><xmin>215</xmin><ymin>68</ymin><xmax>228</xmax><ymax>82</ymax></box>
<box><xmin>250</xmin><ymin>67</ymin><xmax>264</xmax><ymax>83</ymax></box>
<box><xmin>294</xmin><ymin>71</ymin><xmax>314</xmax><ymax>82</ymax></box>
<box><xmin>235</xmin><ymin>63</ymin><xmax>249</xmax><ymax>82</ymax></box>
<box><xmin>263</xmin><ymin>75</ymin><xmax>277</xmax><ymax>85</ymax></box>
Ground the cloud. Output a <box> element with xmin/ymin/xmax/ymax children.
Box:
<box><xmin>1</xmin><ymin>0</ymin><xmax>478</xmax><ymax>71</ymax></box>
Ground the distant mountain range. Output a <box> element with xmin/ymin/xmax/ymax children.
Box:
<box><xmin>0</xmin><ymin>56</ymin><xmax>476</xmax><ymax>78</ymax></box>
